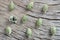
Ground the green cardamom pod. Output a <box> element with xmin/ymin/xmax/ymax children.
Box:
<box><xmin>9</xmin><ymin>16</ymin><xmax>17</xmax><ymax>23</ymax></box>
<box><xmin>21</xmin><ymin>15</ymin><xmax>28</xmax><ymax>23</ymax></box>
<box><xmin>26</xmin><ymin>2</ymin><xmax>34</xmax><ymax>10</ymax></box>
<box><xmin>50</xmin><ymin>27</ymin><xmax>56</xmax><ymax>36</ymax></box>
<box><xmin>26</xmin><ymin>28</ymin><xmax>32</xmax><ymax>38</ymax></box>
<box><xmin>9</xmin><ymin>1</ymin><xmax>15</xmax><ymax>11</ymax></box>
<box><xmin>35</xmin><ymin>18</ymin><xmax>43</xmax><ymax>27</ymax></box>
<box><xmin>5</xmin><ymin>27</ymin><xmax>12</xmax><ymax>35</ymax></box>
<box><xmin>42</xmin><ymin>4</ymin><xmax>48</xmax><ymax>13</ymax></box>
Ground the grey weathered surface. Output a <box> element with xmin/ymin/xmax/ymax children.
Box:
<box><xmin>0</xmin><ymin>0</ymin><xmax>60</xmax><ymax>40</ymax></box>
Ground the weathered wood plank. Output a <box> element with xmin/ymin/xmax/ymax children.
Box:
<box><xmin>0</xmin><ymin>0</ymin><xmax>60</xmax><ymax>40</ymax></box>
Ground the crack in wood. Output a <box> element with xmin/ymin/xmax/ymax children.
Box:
<box><xmin>27</xmin><ymin>14</ymin><xmax>60</xmax><ymax>20</ymax></box>
<box><xmin>11</xmin><ymin>34</ymin><xmax>20</xmax><ymax>40</ymax></box>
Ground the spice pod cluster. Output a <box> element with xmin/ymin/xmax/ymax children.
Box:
<box><xmin>2</xmin><ymin>0</ymin><xmax>57</xmax><ymax>39</ymax></box>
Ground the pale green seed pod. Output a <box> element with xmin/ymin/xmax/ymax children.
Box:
<box><xmin>42</xmin><ymin>4</ymin><xmax>48</xmax><ymax>13</ymax></box>
<box><xmin>5</xmin><ymin>27</ymin><xmax>12</xmax><ymax>35</ymax></box>
<box><xmin>35</xmin><ymin>18</ymin><xmax>43</xmax><ymax>27</ymax></box>
<box><xmin>26</xmin><ymin>2</ymin><xmax>34</xmax><ymax>10</ymax></box>
<box><xmin>26</xmin><ymin>28</ymin><xmax>32</xmax><ymax>38</ymax></box>
<box><xmin>9</xmin><ymin>16</ymin><xmax>17</xmax><ymax>23</ymax></box>
<box><xmin>9</xmin><ymin>1</ymin><xmax>15</xmax><ymax>11</ymax></box>
<box><xmin>50</xmin><ymin>27</ymin><xmax>56</xmax><ymax>36</ymax></box>
<box><xmin>21</xmin><ymin>15</ymin><xmax>28</xmax><ymax>23</ymax></box>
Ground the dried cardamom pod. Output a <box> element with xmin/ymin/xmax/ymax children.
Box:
<box><xmin>5</xmin><ymin>27</ymin><xmax>12</xmax><ymax>35</ymax></box>
<box><xmin>35</xmin><ymin>18</ymin><xmax>43</xmax><ymax>27</ymax></box>
<box><xmin>26</xmin><ymin>2</ymin><xmax>34</xmax><ymax>10</ymax></box>
<box><xmin>26</xmin><ymin>28</ymin><xmax>32</xmax><ymax>38</ymax></box>
<box><xmin>21</xmin><ymin>15</ymin><xmax>28</xmax><ymax>23</ymax></box>
<box><xmin>9</xmin><ymin>16</ymin><xmax>17</xmax><ymax>23</ymax></box>
<box><xmin>42</xmin><ymin>4</ymin><xmax>48</xmax><ymax>13</ymax></box>
<box><xmin>9</xmin><ymin>1</ymin><xmax>15</xmax><ymax>11</ymax></box>
<box><xmin>50</xmin><ymin>27</ymin><xmax>56</xmax><ymax>36</ymax></box>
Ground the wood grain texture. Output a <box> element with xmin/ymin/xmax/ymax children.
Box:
<box><xmin>0</xmin><ymin>0</ymin><xmax>60</xmax><ymax>40</ymax></box>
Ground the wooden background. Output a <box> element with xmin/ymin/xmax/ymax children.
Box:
<box><xmin>0</xmin><ymin>0</ymin><xmax>60</xmax><ymax>40</ymax></box>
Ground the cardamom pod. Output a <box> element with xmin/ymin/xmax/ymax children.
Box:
<box><xmin>42</xmin><ymin>4</ymin><xmax>48</xmax><ymax>13</ymax></box>
<box><xmin>9</xmin><ymin>16</ymin><xmax>17</xmax><ymax>23</ymax></box>
<box><xmin>50</xmin><ymin>27</ymin><xmax>56</xmax><ymax>36</ymax></box>
<box><xmin>21</xmin><ymin>15</ymin><xmax>28</xmax><ymax>23</ymax></box>
<box><xmin>26</xmin><ymin>2</ymin><xmax>34</xmax><ymax>10</ymax></box>
<box><xmin>9</xmin><ymin>1</ymin><xmax>15</xmax><ymax>11</ymax></box>
<box><xmin>35</xmin><ymin>18</ymin><xmax>43</xmax><ymax>27</ymax></box>
<box><xmin>26</xmin><ymin>28</ymin><xmax>32</xmax><ymax>38</ymax></box>
<box><xmin>5</xmin><ymin>27</ymin><xmax>12</xmax><ymax>35</ymax></box>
